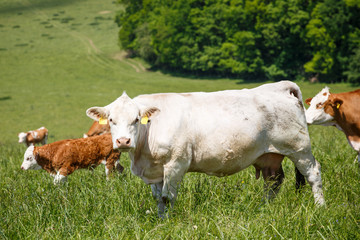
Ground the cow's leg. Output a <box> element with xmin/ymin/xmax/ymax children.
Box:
<box><xmin>104</xmin><ymin>159</ymin><xmax>113</xmax><ymax>180</ymax></box>
<box><xmin>262</xmin><ymin>164</ymin><xmax>285</xmax><ymax>200</ymax></box>
<box><xmin>295</xmin><ymin>167</ymin><xmax>306</xmax><ymax>190</ymax></box>
<box><xmin>157</xmin><ymin>159</ymin><xmax>189</xmax><ymax>218</ymax></box>
<box><xmin>54</xmin><ymin>171</ymin><xmax>68</xmax><ymax>185</ymax></box>
<box><xmin>54</xmin><ymin>167</ymin><xmax>73</xmax><ymax>185</ymax></box>
<box><xmin>115</xmin><ymin>160</ymin><xmax>124</xmax><ymax>174</ymax></box>
<box><xmin>354</xmin><ymin>152</ymin><xmax>360</xmax><ymax>167</ymax></box>
<box><xmin>288</xmin><ymin>151</ymin><xmax>325</xmax><ymax>205</ymax></box>
<box><xmin>151</xmin><ymin>182</ymin><xmax>167</xmax><ymax>218</ymax></box>
<box><xmin>105</xmin><ymin>153</ymin><xmax>123</xmax><ymax>179</ymax></box>
<box><xmin>42</xmin><ymin>135</ymin><xmax>48</xmax><ymax>145</ymax></box>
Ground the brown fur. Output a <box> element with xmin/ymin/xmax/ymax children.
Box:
<box><xmin>306</xmin><ymin>89</ymin><xmax>360</xmax><ymax>144</ymax></box>
<box><xmin>33</xmin><ymin>133</ymin><xmax>122</xmax><ymax>176</ymax></box>
<box><xmin>20</xmin><ymin>127</ymin><xmax>48</xmax><ymax>147</ymax></box>
<box><xmin>85</xmin><ymin>121</ymin><xmax>110</xmax><ymax>137</ymax></box>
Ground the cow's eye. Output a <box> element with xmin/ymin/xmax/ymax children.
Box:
<box><xmin>316</xmin><ymin>103</ymin><xmax>324</xmax><ymax>109</ymax></box>
<box><xmin>134</xmin><ymin>118</ymin><xmax>139</xmax><ymax>124</ymax></box>
<box><xmin>109</xmin><ymin>118</ymin><xmax>116</xmax><ymax>125</ymax></box>
<box><xmin>27</xmin><ymin>157</ymin><xmax>30</xmax><ymax>161</ymax></box>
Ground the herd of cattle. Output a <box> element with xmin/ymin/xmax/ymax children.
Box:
<box><xmin>18</xmin><ymin>81</ymin><xmax>359</xmax><ymax>217</ymax></box>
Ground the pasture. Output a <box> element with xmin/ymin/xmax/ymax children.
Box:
<box><xmin>0</xmin><ymin>0</ymin><xmax>359</xmax><ymax>239</ymax></box>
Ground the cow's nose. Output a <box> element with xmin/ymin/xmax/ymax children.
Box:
<box><xmin>21</xmin><ymin>166</ymin><xmax>24</xmax><ymax>170</ymax></box>
<box><xmin>116</xmin><ymin>137</ymin><xmax>131</xmax><ymax>148</ymax></box>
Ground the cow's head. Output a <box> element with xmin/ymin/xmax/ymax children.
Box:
<box><xmin>86</xmin><ymin>92</ymin><xmax>160</xmax><ymax>151</ymax></box>
<box><xmin>21</xmin><ymin>146</ymin><xmax>42</xmax><ymax>170</ymax></box>
<box><xmin>18</xmin><ymin>132</ymin><xmax>27</xmax><ymax>143</ymax></box>
<box><xmin>305</xmin><ymin>87</ymin><xmax>343</xmax><ymax>125</ymax></box>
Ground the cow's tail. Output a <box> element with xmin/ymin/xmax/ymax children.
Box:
<box><xmin>290</xmin><ymin>86</ymin><xmax>304</xmax><ymax>106</ymax></box>
<box><xmin>279</xmin><ymin>80</ymin><xmax>304</xmax><ymax>108</ymax></box>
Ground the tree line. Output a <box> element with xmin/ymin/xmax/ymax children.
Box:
<box><xmin>115</xmin><ymin>0</ymin><xmax>360</xmax><ymax>83</ymax></box>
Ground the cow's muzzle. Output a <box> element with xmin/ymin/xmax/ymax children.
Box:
<box><xmin>116</xmin><ymin>137</ymin><xmax>131</xmax><ymax>149</ymax></box>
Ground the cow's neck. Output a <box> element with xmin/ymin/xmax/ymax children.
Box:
<box><xmin>34</xmin><ymin>148</ymin><xmax>55</xmax><ymax>173</ymax></box>
<box><xmin>133</xmin><ymin>125</ymin><xmax>149</xmax><ymax>161</ymax></box>
<box><xmin>333</xmin><ymin>108</ymin><xmax>360</xmax><ymax>151</ymax></box>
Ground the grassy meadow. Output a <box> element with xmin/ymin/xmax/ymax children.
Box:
<box><xmin>0</xmin><ymin>0</ymin><xmax>359</xmax><ymax>239</ymax></box>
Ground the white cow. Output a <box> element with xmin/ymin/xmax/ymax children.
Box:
<box><xmin>86</xmin><ymin>81</ymin><xmax>325</xmax><ymax>217</ymax></box>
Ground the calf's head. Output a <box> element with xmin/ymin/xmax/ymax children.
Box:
<box><xmin>18</xmin><ymin>132</ymin><xmax>27</xmax><ymax>143</ymax></box>
<box><xmin>86</xmin><ymin>92</ymin><xmax>159</xmax><ymax>151</ymax></box>
<box><xmin>305</xmin><ymin>87</ymin><xmax>343</xmax><ymax>125</ymax></box>
<box><xmin>21</xmin><ymin>146</ymin><xmax>42</xmax><ymax>170</ymax></box>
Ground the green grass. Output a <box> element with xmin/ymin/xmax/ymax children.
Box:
<box><xmin>0</xmin><ymin>0</ymin><xmax>359</xmax><ymax>239</ymax></box>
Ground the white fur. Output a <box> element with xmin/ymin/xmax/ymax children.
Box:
<box><xmin>21</xmin><ymin>146</ymin><xmax>41</xmax><ymax>170</ymax></box>
<box><xmin>18</xmin><ymin>132</ymin><xmax>27</xmax><ymax>143</ymax></box>
<box><xmin>349</xmin><ymin>140</ymin><xmax>360</xmax><ymax>152</ymax></box>
<box><xmin>87</xmin><ymin>81</ymin><xmax>325</xmax><ymax>216</ymax></box>
<box><xmin>32</xmin><ymin>131</ymin><xmax>38</xmax><ymax>138</ymax></box>
<box><xmin>54</xmin><ymin>172</ymin><xmax>67</xmax><ymax>185</ymax></box>
<box><xmin>305</xmin><ymin>87</ymin><xmax>335</xmax><ymax>125</ymax></box>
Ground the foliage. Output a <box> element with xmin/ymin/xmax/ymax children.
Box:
<box><xmin>344</xmin><ymin>47</ymin><xmax>360</xmax><ymax>85</ymax></box>
<box><xmin>116</xmin><ymin>0</ymin><xmax>360</xmax><ymax>83</ymax></box>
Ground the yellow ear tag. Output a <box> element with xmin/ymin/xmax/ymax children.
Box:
<box><xmin>337</xmin><ymin>103</ymin><xmax>340</xmax><ymax>109</ymax></box>
<box><xmin>99</xmin><ymin>117</ymin><xmax>108</xmax><ymax>125</ymax></box>
<box><xmin>141</xmin><ymin>116</ymin><xmax>149</xmax><ymax>125</ymax></box>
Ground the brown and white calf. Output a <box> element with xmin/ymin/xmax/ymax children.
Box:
<box><xmin>21</xmin><ymin>133</ymin><xmax>124</xmax><ymax>184</ymax></box>
<box><xmin>18</xmin><ymin>127</ymin><xmax>48</xmax><ymax>147</ymax></box>
<box><xmin>83</xmin><ymin>120</ymin><xmax>110</xmax><ymax>138</ymax></box>
<box><xmin>305</xmin><ymin>87</ymin><xmax>360</xmax><ymax>166</ymax></box>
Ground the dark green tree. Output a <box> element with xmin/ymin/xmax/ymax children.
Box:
<box><xmin>115</xmin><ymin>0</ymin><xmax>360</xmax><ymax>82</ymax></box>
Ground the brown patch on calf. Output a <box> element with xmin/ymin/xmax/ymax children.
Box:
<box><xmin>324</xmin><ymin>90</ymin><xmax>360</xmax><ymax>139</ymax></box>
<box><xmin>33</xmin><ymin>133</ymin><xmax>121</xmax><ymax>177</ymax></box>
<box><xmin>20</xmin><ymin>127</ymin><xmax>48</xmax><ymax>146</ymax></box>
<box><xmin>322</xmin><ymin>97</ymin><xmax>344</xmax><ymax>118</ymax></box>
<box><xmin>85</xmin><ymin>121</ymin><xmax>110</xmax><ymax>137</ymax></box>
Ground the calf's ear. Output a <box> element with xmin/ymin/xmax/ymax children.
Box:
<box><xmin>305</xmin><ymin>97</ymin><xmax>312</xmax><ymax>106</ymax></box>
<box><xmin>86</xmin><ymin>107</ymin><xmax>110</xmax><ymax>121</ymax></box>
<box><xmin>331</xmin><ymin>98</ymin><xmax>343</xmax><ymax>109</ymax></box>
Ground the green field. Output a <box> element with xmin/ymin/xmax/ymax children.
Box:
<box><xmin>0</xmin><ymin>0</ymin><xmax>359</xmax><ymax>239</ymax></box>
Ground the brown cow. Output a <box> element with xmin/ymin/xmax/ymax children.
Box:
<box><xmin>305</xmin><ymin>87</ymin><xmax>360</xmax><ymax>166</ymax></box>
<box><xmin>18</xmin><ymin>127</ymin><xmax>48</xmax><ymax>147</ymax></box>
<box><xmin>83</xmin><ymin>121</ymin><xmax>110</xmax><ymax>138</ymax></box>
<box><xmin>21</xmin><ymin>133</ymin><xmax>124</xmax><ymax>184</ymax></box>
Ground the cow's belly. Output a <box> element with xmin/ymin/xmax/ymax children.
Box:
<box><xmin>188</xmin><ymin>149</ymin><xmax>260</xmax><ymax>177</ymax></box>
<box><xmin>187</xmin><ymin>133</ymin><xmax>264</xmax><ymax>176</ymax></box>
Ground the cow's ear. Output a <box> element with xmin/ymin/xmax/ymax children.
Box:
<box><xmin>141</xmin><ymin>107</ymin><xmax>160</xmax><ymax>119</ymax></box>
<box><xmin>305</xmin><ymin>97</ymin><xmax>312</xmax><ymax>106</ymax></box>
<box><xmin>86</xmin><ymin>107</ymin><xmax>109</xmax><ymax>121</ymax></box>
<box><xmin>331</xmin><ymin>98</ymin><xmax>343</xmax><ymax>109</ymax></box>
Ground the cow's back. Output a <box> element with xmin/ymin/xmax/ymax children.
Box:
<box><xmin>58</xmin><ymin>134</ymin><xmax>114</xmax><ymax>162</ymax></box>
<box><xmin>133</xmin><ymin>81</ymin><xmax>309</xmax><ymax>177</ymax></box>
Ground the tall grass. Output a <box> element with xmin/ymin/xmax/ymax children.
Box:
<box><xmin>0</xmin><ymin>0</ymin><xmax>359</xmax><ymax>239</ymax></box>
